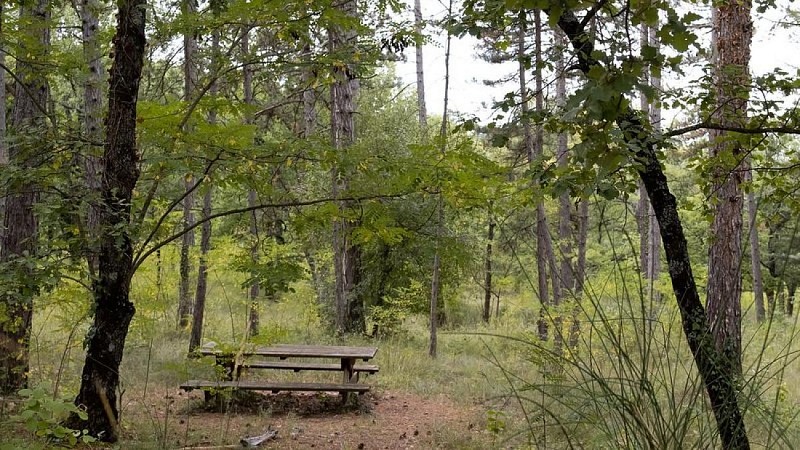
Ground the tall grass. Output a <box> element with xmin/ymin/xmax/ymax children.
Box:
<box><xmin>8</xmin><ymin>235</ymin><xmax>800</xmax><ymax>448</ymax></box>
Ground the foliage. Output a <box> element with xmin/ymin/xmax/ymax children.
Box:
<box><xmin>10</xmin><ymin>385</ymin><xmax>96</xmax><ymax>447</ymax></box>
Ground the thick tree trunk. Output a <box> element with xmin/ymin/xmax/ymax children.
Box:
<box><xmin>0</xmin><ymin>0</ymin><xmax>49</xmax><ymax>395</ymax></box>
<box><xmin>67</xmin><ymin>0</ymin><xmax>146</xmax><ymax>440</ymax></box>
<box><xmin>80</xmin><ymin>0</ymin><xmax>104</xmax><ymax>275</ymax></box>
<box><xmin>787</xmin><ymin>283</ymin><xmax>796</xmax><ymax>317</ymax></box>
<box><xmin>706</xmin><ymin>0</ymin><xmax>752</xmax><ymax>375</ymax></box>
<box><xmin>331</xmin><ymin>0</ymin><xmax>364</xmax><ymax>335</ymax></box>
<box><xmin>414</xmin><ymin>0</ymin><xmax>427</xmax><ymax>129</ymax></box>
<box><xmin>551</xmin><ymin>8</ymin><xmax>750</xmax><ymax>449</ymax></box>
<box><xmin>483</xmin><ymin>207</ymin><xmax>495</xmax><ymax>323</ymax></box>
<box><xmin>177</xmin><ymin>0</ymin><xmax>199</xmax><ymax>330</ymax></box>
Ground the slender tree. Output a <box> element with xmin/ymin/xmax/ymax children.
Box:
<box><xmin>747</xmin><ymin>171</ymin><xmax>765</xmax><ymax>322</ymax></box>
<box><xmin>414</xmin><ymin>0</ymin><xmax>427</xmax><ymax>129</ymax></box>
<box><xmin>0</xmin><ymin>3</ymin><xmax>7</xmax><ymax>225</ymax></box>
<box><xmin>177</xmin><ymin>0</ymin><xmax>199</xmax><ymax>329</ymax></box>
<box><xmin>0</xmin><ymin>0</ymin><xmax>50</xmax><ymax>394</ymax></box>
<box><xmin>483</xmin><ymin>205</ymin><xmax>495</xmax><ymax>322</ymax></box>
<box><xmin>528</xmin><ymin>11</ymin><xmax>558</xmax><ymax>341</ymax></box>
<box><xmin>241</xmin><ymin>27</ymin><xmax>261</xmax><ymax>336</ymax></box>
<box><xmin>706</xmin><ymin>0</ymin><xmax>752</xmax><ymax>374</ymax></box>
<box><xmin>67</xmin><ymin>0</ymin><xmax>147</xmax><ymax>439</ymax></box>
<box><xmin>429</xmin><ymin>0</ymin><xmax>454</xmax><ymax>357</ymax></box>
<box><xmin>189</xmin><ymin>2</ymin><xmax>221</xmax><ymax>352</ymax></box>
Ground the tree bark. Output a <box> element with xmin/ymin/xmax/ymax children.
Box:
<box><xmin>414</xmin><ymin>0</ymin><xmax>427</xmax><ymax>129</ymax></box>
<box><xmin>189</xmin><ymin>15</ymin><xmax>220</xmax><ymax>352</ymax></box>
<box><xmin>331</xmin><ymin>0</ymin><xmax>364</xmax><ymax>335</ymax></box>
<box><xmin>67</xmin><ymin>0</ymin><xmax>146</xmax><ymax>440</ymax></box>
<box><xmin>637</xmin><ymin>21</ymin><xmax>662</xmax><ymax>304</ymax></box>
<box><xmin>429</xmin><ymin>0</ymin><xmax>454</xmax><ymax>357</ymax></box>
<box><xmin>0</xmin><ymin>0</ymin><xmax>50</xmax><ymax>395</ymax></box>
<box><xmin>178</xmin><ymin>0</ymin><xmax>199</xmax><ymax>330</ymax></box>
<box><xmin>80</xmin><ymin>0</ymin><xmax>104</xmax><ymax>275</ymax></box>
<box><xmin>240</xmin><ymin>26</ymin><xmax>261</xmax><ymax>337</ymax></box>
<box><xmin>0</xmin><ymin>3</ymin><xmax>7</xmax><ymax>229</ymax></box>
<box><xmin>527</xmin><ymin>11</ymin><xmax>551</xmax><ymax>341</ymax></box>
<box><xmin>706</xmin><ymin>0</ymin><xmax>752</xmax><ymax>375</ymax></box>
<box><xmin>189</xmin><ymin>187</ymin><xmax>211</xmax><ymax>351</ymax></box>
<box><xmin>747</xmin><ymin>177</ymin><xmax>765</xmax><ymax>322</ymax></box>
<box><xmin>483</xmin><ymin>206</ymin><xmax>495</xmax><ymax>322</ymax></box>
<box><xmin>550</xmin><ymin>8</ymin><xmax>750</xmax><ymax>449</ymax></box>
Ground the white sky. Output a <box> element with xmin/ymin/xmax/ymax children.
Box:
<box><xmin>396</xmin><ymin>1</ymin><xmax>800</xmax><ymax>126</ymax></box>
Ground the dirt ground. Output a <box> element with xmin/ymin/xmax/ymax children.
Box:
<box><xmin>142</xmin><ymin>389</ymin><xmax>488</xmax><ymax>450</ymax></box>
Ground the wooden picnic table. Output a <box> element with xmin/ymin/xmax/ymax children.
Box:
<box><xmin>182</xmin><ymin>344</ymin><xmax>379</xmax><ymax>400</ymax></box>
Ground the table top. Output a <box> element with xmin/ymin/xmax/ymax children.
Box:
<box><xmin>200</xmin><ymin>344</ymin><xmax>378</xmax><ymax>360</ymax></box>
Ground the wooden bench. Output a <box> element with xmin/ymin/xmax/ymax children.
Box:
<box><xmin>182</xmin><ymin>344</ymin><xmax>379</xmax><ymax>402</ymax></box>
<box><xmin>242</xmin><ymin>361</ymin><xmax>379</xmax><ymax>374</ymax></box>
<box><xmin>181</xmin><ymin>380</ymin><xmax>370</xmax><ymax>394</ymax></box>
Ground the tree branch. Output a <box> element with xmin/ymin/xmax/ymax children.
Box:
<box><xmin>665</xmin><ymin>122</ymin><xmax>800</xmax><ymax>138</ymax></box>
<box><xmin>132</xmin><ymin>191</ymin><xmax>413</xmax><ymax>272</ymax></box>
<box><xmin>133</xmin><ymin>152</ymin><xmax>222</xmax><ymax>265</ymax></box>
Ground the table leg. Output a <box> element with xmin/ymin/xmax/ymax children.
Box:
<box><xmin>341</xmin><ymin>358</ymin><xmax>356</xmax><ymax>403</ymax></box>
<box><xmin>341</xmin><ymin>358</ymin><xmax>355</xmax><ymax>383</ymax></box>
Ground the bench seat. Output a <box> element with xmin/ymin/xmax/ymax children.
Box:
<box><xmin>180</xmin><ymin>380</ymin><xmax>370</xmax><ymax>394</ymax></box>
<box><xmin>242</xmin><ymin>361</ymin><xmax>379</xmax><ymax>374</ymax></box>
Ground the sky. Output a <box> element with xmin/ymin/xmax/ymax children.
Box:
<box><xmin>395</xmin><ymin>1</ymin><xmax>800</xmax><ymax>127</ymax></box>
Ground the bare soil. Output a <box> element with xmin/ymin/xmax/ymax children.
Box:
<box><xmin>135</xmin><ymin>389</ymin><xmax>487</xmax><ymax>450</ymax></box>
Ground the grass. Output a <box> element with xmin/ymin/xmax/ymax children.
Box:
<box><xmin>3</xmin><ymin>241</ymin><xmax>800</xmax><ymax>448</ymax></box>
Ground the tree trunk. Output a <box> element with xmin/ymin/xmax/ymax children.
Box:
<box><xmin>646</xmin><ymin>21</ymin><xmax>662</xmax><ymax>302</ymax></box>
<box><xmin>80</xmin><ymin>0</ymin><xmax>104</xmax><ymax>275</ymax></box>
<box><xmin>637</xmin><ymin>22</ymin><xmax>662</xmax><ymax>304</ymax></box>
<box><xmin>483</xmin><ymin>206</ymin><xmax>495</xmax><ymax>323</ymax></box>
<box><xmin>527</xmin><ymin>11</ymin><xmax>550</xmax><ymax>341</ymax></box>
<box><xmin>637</xmin><ymin>24</ymin><xmax>651</xmax><ymax>281</ymax></box>
<box><xmin>189</xmin><ymin>15</ymin><xmax>220</xmax><ymax>352</ymax></box>
<box><xmin>301</xmin><ymin>41</ymin><xmax>316</xmax><ymax>138</ymax></box>
<box><xmin>706</xmin><ymin>0</ymin><xmax>752</xmax><ymax>375</ymax></box>
<box><xmin>331</xmin><ymin>0</ymin><xmax>364</xmax><ymax>335</ymax></box>
<box><xmin>67</xmin><ymin>0</ymin><xmax>146</xmax><ymax>440</ymax></box>
<box><xmin>177</xmin><ymin>0</ymin><xmax>199</xmax><ymax>330</ymax></box>
<box><xmin>0</xmin><ymin>3</ymin><xmax>8</xmax><ymax>232</ymax></box>
<box><xmin>747</xmin><ymin>179</ymin><xmax>765</xmax><ymax>322</ymax></box>
<box><xmin>553</xmin><ymin>25</ymin><xmax>580</xmax><ymax>348</ymax></box>
<box><xmin>552</xmin><ymin>7</ymin><xmax>750</xmax><ymax>448</ymax></box>
<box><xmin>787</xmin><ymin>283</ymin><xmax>796</xmax><ymax>317</ymax></box>
<box><xmin>240</xmin><ymin>27</ymin><xmax>261</xmax><ymax>337</ymax></box>
<box><xmin>414</xmin><ymin>0</ymin><xmax>427</xmax><ymax>129</ymax></box>
<box><xmin>570</xmin><ymin>198</ymin><xmax>589</xmax><ymax>347</ymax></box>
<box><xmin>429</xmin><ymin>0</ymin><xmax>453</xmax><ymax>357</ymax></box>
<box><xmin>0</xmin><ymin>0</ymin><xmax>50</xmax><ymax>395</ymax></box>
<box><xmin>190</xmin><ymin>188</ymin><xmax>211</xmax><ymax>351</ymax></box>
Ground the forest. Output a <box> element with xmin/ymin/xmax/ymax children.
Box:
<box><xmin>1</xmin><ymin>0</ymin><xmax>800</xmax><ymax>448</ymax></box>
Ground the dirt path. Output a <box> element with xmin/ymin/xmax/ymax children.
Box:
<box><xmin>161</xmin><ymin>390</ymin><xmax>486</xmax><ymax>449</ymax></box>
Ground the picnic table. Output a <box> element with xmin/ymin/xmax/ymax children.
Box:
<box><xmin>180</xmin><ymin>344</ymin><xmax>379</xmax><ymax>400</ymax></box>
